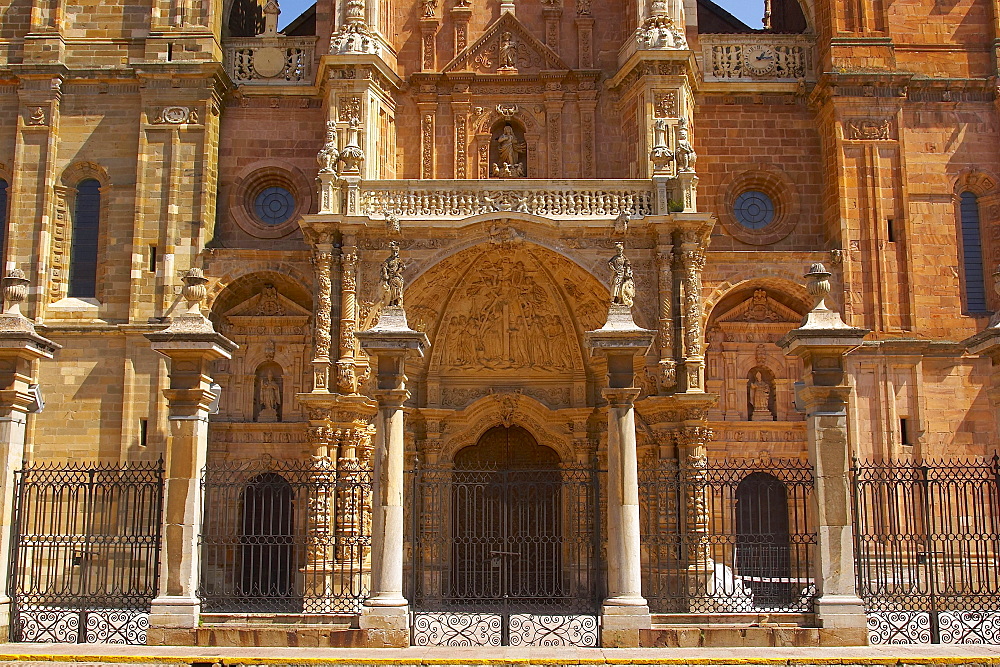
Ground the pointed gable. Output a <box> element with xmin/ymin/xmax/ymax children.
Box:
<box><xmin>442</xmin><ymin>12</ymin><xmax>571</xmax><ymax>75</ymax></box>
<box><xmin>715</xmin><ymin>289</ymin><xmax>802</xmax><ymax>324</ymax></box>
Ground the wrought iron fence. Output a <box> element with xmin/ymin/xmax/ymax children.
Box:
<box><xmin>853</xmin><ymin>456</ymin><xmax>1000</xmax><ymax>644</ymax></box>
<box><xmin>639</xmin><ymin>458</ymin><xmax>816</xmax><ymax>615</ymax></box>
<box><xmin>8</xmin><ymin>460</ymin><xmax>164</xmax><ymax>644</ymax></box>
<box><xmin>407</xmin><ymin>463</ymin><xmax>603</xmax><ymax>646</ymax></box>
<box><xmin>199</xmin><ymin>458</ymin><xmax>371</xmax><ymax>614</ymax></box>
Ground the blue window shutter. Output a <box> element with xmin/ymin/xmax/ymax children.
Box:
<box><xmin>960</xmin><ymin>191</ymin><xmax>987</xmax><ymax>313</ymax></box>
<box><xmin>69</xmin><ymin>179</ymin><xmax>101</xmax><ymax>299</ymax></box>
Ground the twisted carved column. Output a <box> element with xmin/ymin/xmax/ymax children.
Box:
<box><xmin>337</xmin><ymin>247</ymin><xmax>358</xmax><ymax>394</ymax></box>
<box><xmin>306</xmin><ymin>424</ymin><xmax>335</xmax><ymax>569</ymax></box>
<box><xmin>657</xmin><ymin>246</ymin><xmax>676</xmax><ymax>391</ymax></box>
<box><xmin>311</xmin><ymin>244</ymin><xmax>334</xmax><ymax>392</ymax></box>
<box><xmin>681</xmin><ymin>238</ymin><xmax>707</xmax><ymax>392</ymax></box>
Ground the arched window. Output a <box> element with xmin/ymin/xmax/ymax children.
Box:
<box><xmin>959</xmin><ymin>191</ymin><xmax>987</xmax><ymax>313</ymax></box>
<box><xmin>0</xmin><ymin>179</ymin><xmax>8</xmax><ymax>264</ymax></box>
<box><xmin>68</xmin><ymin>179</ymin><xmax>101</xmax><ymax>299</ymax></box>
<box><xmin>240</xmin><ymin>473</ymin><xmax>295</xmax><ymax>610</ymax></box>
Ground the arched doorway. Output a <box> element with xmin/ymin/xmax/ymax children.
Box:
<box><xmin>735</xmin><ymin>472</ymin><xmax>792</xmax><ymax>608</ymax></box>
<box><xmin>451</xmin><ymin>426</ymin><xmax>562</xmax><ymax>603</ymax></box>
<box><xmin>239</xmin><ymin>473</ymin><xmax>295</xmax><ymax>610</ymax></box>
<box><xmin>411</xmin><ymin>426</ymin><xmax>600</xmax><ymax>646</ymax></box>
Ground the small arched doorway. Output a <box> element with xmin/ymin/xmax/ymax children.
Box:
<box><xmin>239</xmin><ymin>473</ymin><xmax>295</xmax><ymax>609</ymax></box>
<box><xmin>735</xmin><ymin>472</ymin><xmax>792</xmax><ymax>608</ymax></box>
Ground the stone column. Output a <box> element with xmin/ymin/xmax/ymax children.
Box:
<box><xmin>678</xmin><ymin>423</ymin><xmax>713</xmax><ymax>574</ymax></box>
<box><xmin>680</xmin><ymin>234</ymin><xmax>707</xmax><ymax>392</ymax></box>
<box><xmin>310</xmin><ymin>238</ymin><xmax>335</xmax><ymax>393</ymax></box>
<box><xmin>145</xmin><ymin>269</ymin><xmax>236</xmax><ymax>639</ymax></box>
<box><xmin>778</xmin><ymin>263</ymin><xmax>869</xmax><ymax>644</ymax></box>
<box><xmin>337</xmin><ymin>245</ymin><xmax>358</xmax><ymax>394</ymax></box>
<box><xmin>586</xmin><ymin>278</ymin><xmax>654</xmax><ymax>648</ymax></box>
<box><xmin>656</xmin><ymin>245</ymin><xmax>676</xmax><ymax>392</ymax></box>
<box><xmin>356</xmin><ymin>305</ymin><xmax>429</xmax><ymax>647</ymax></box>
<box><xmin>0</xmin><ymin>269</ymin><xmax>59</xmax><ymax>638</ymax></box>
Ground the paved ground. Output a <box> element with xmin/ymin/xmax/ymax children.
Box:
<box><xmin>0</xmin><ymin>643</ymin><xmax>1000</xmax><ymax>665</ymax></box>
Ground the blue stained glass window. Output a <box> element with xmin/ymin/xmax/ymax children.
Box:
<box><xmin>69</xmin><ymin>179</ymin><xmax>101</xmax><ymax>299</ymax></box>
<box><xmin>254</xmin><ymin>186</ymin><xmax>295</xmax><ymax>226</ymax></box>
<box><xmin>734</xmin><ymin>190</ymin><xmax>775</xmax><ymax>230</ymax></box>
<box><xmin>960</xmin><ymin>191</ymin><xmax>987</xmax><ymax>313</ymax></box>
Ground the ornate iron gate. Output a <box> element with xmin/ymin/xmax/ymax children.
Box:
<box><xmin>639</xmin><ymin>458</ymin><xmax>816</xmax><ymax>615</ymax></box>
<box><xmin>853</xmin><ymin>457</ymin><xmax>1000</xmax><ymax>644</ymax></box>
<box><xmin>8</xmin><ymin>460</ymin><xmax>164</xmax><ymax>644</ymax></box>
<box><xmin>199</xmin><ymin>458</ymin><xmax>372</xmax><ymax>614</ymax></box>
<box><xmin>408</xmin><ymin>438</ymin><xmax>602</xmax><ymax>646</ymax></box>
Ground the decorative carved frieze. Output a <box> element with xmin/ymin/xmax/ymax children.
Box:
<box><xmin>225</xmin><ymin>39</ymin><xmax>315</xmax><ymax>84</ymax></box>
<box><xmin>845</xmin><ymin>117</ymin><xmax>894</xmax><ymax>141</ymax></box>
<box><xmin>150</xmin><ymin>106</ymin><xmax>199</xmax><ymax>124</ymax></box>
<box><xmin>702</xmin><ymin>35</ymin><xmax>814</xmax><ymax>82</ymax></box>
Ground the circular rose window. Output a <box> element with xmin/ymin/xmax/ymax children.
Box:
<box><xmin>733</xmin><ymin>190</ymin><xmax>775</xmax><ymax>229</ymax></box>
<box><xmin>254</xmin><ymin>186</ymin><xmax>296</xmax><ymax>226</ymax></box>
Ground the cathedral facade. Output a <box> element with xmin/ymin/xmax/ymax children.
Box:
<box><xmin>0</xmin><ymin>0</ymin><xmax>999</xmax><ymax>650</ymax></box>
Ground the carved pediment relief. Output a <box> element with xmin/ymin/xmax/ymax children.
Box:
<box><xmin>715</xmin><ymin>289</ymin><xmax>801</xmax><ymax>324</ymax></box>
<box><xmin>442</xmin><ymin>12</ymin><xmax>571</xmax><ymax>75</ymax></box>
<box><xmin>224</xmin><ymin>283</ymin><xmax>312</xmax><ymax>321</ymax></box>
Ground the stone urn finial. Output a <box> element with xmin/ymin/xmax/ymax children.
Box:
<box><xmin>181</xmin><ymin>268</ymin><xmax>209</xmax><ymax>316</ymax></box>
<box><xmin>805</xmin><ymin>262</ymin><xmax>832</xmax><ymax>309</ymax></box>
<box><xmin>3</xmin><ymin>268</ymin><xmax>29</xmax><ymax>317</ymax></box>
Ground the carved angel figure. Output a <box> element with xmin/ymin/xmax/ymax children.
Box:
<box><xmin>380</xmin><ymin>241</ymin><xmax>405</xmax><ymax>307</ymax></box>
<box><xmin>608</xmin><ymin>242</ymin><xmax>635</xmax><ymax>307</ymax></box>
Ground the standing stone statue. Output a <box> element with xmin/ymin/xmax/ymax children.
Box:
<box><xmin>498</xmin><ymin>31</ymin><xmax>517</xmax><ymax>70</ymax></box>
<box><xmin>675</xmin><ymin>117</ymin><xmax>697</xmax><ymax>173</ymax></box>
<box><xmin>258</xmin><ymin>370</ymin><xmax>281</xmax><ymax>422</ymax></box>
<box><xmin>608</xmin><ymin>242</ymin><xmax>635</xmax><ymax>308</ymax></box>
<box><xmin>381</xmin><ymin>241</ymin><xmax>405</xmax><ymax>307</ymax></box>
<box><xmin>493</xmin><ymin>124</ymin><xmax>525</xmax><ymax>177</ymax></box>
<box><xmin>317</xmin><ymin>121</ymin><xmax>340</xmax><ymax>174</ymax></box>
<box><xmin>749</xmin><ymin>371</ymin><xmax>773</xmax><ymax>421</ymax></box>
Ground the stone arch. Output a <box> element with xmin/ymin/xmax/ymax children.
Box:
<box><xmin>434</xmin><ymin>394</ymin><xmax>575</xmax><ymax>464</ymax></box>
<box><xmin>705</xmin><ymin>271</ymin><xmax>811</xmax><ymax>321</ymax></box>
<box><xmin>60</xmin><ymin>161</ymin><xmax>110</xmax><ymax>188</ymax></box>
<box><xmin>206</xmin><ymin>263</ymin><xmax>314</xmax><ymax>312</ymax></box>
<box><xmin>953</xmin><ymin>169</ymin><xmax>1000</xmax><ymax>199</ymax></box>
<box><xmin>403</xmin><ymin>241</ymin><xmax>607</xmax><ymax>384</ymax></box>
<box><xmin>407</xmin><ymin>218</ymin><xmax>607</xmax><ymax>287</ymax></box>
<box><xmin>475</xmin><ymin>107</ymin><xmax>541</xmax><ymax>135</ymax></box>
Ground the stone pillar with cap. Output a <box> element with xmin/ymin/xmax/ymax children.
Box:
<box><xmin>586</xmin><ymin>245</ymin><xmax>654</xmax><ymax>648</ymax></box>
<box><xmin>0</xmin><ymin>269</ymin><xmax>59</xmax><ymax>638</ymax></box>
<box><xmin>777</xmin><ymin>263</ymin><xmax>869</xmax><ymax>644</ymax></box>
<box><xmin>144</xmin><ymin>269</ymin><xmax>237</xmax><ymax>641</ymax></box>
<box><xmin>355</xmin><ymin>243</ymin><xmax>428</xmax><ymax>647</ymax></box>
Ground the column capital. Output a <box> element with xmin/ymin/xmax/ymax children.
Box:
<box><xmin>602</xmin><ymin>387</ymin><xmax>641</xmax><ymax>407</ymax></box>
<box><xmin>372</xmin><ymin>388</ymin><xmax>410</xmax><ymax>408</ymax></box>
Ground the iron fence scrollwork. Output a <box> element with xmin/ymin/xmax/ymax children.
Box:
<box><xmin>853</xmin><ymin>456</ymin><xmax>1000</xmax><ymax>645</ymax></box>
<box><xmin>8</xmin><ymin>460</ymin><xmax>165</xmax><ymax>644</ymax></box>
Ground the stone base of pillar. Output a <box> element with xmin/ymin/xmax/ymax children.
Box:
<box><xmin>147</xmin><ymin>595</ymin><xmax>200</xmax><ymax>638</ymax></box>
<box><xmin>359</xmin><ymin>605</ymin><xmax>409</xmax><ymax>647</ymax></box>
<box><xmin>0</xmin><ymin>597</ymin><xmax>11</xmax><ymax>643</ymax></box>
<box><xmin>815</xmin><ymin>593</ymin><xmax>868</xmax><ymax>637</ymax></box>
<box><xmin>600</xmin><ymin>604</ymin><xmax>651</xmax><ymax>648</ymax></box>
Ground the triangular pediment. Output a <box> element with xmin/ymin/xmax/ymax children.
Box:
<box><xmin>224</xmin><ymin>284</ymin><xmax>311</xmax><ymax>320</ymax></box>
<box><xmin>442</xmin><ymin>12</ymin><xmax>572</xmax><ymax>74</ymax></box>
<box><xmin>716</xmin><ymin>289</ymin><xmax>801</xmax><ymax>324</ymax></box>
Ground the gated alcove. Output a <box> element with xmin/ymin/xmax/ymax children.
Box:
<box><xmin>239</xmin><ymin>473</ymin><xmax>296</xmax><ymax>608</ymax></box>
<box><xmin>735</xmin><ymin>472</ymin><xmax>792</xmax><ymax>608</ymax></box>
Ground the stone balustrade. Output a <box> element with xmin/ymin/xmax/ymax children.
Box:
<box><xmin>700</xmin><ymin>34</ymin><xmax>815</xmax><ymax>83</ymax></box>
<box><xmin>224</xmin><ymin>37</ymin><xmax>317</xmax><ymax>84</ymax></box>
<box><xmin>319</xmin><ymin>178</ymin><xmax>666</xmax><ymax>219</ymax></box>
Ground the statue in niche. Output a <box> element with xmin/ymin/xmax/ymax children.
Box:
<box><xmin>675</xmin><ymin>117</ymin><xmax>697</xmax><ymax>173</ymax></box>
<box><xmin>498</xmin><ymin>31</ymin><xmax>517</xmax><ymax>70</ymax></box>
<box><xmin>492</xmin><ymin>124</ymin><xmax>526</xmax><ymax>178</ymax></box>
<box><xmin>608</xmin><ymin>242</ymin><xmax>636</xmax><ymax>307</ymax></box>
<box><xmin>256</xmin><ymin>367</ymin><xmax>283</xmax><ymax>423</ymax></box>
<box><xmin>749</xmin><ymin>371</ymin><xmax>775</xmax><ymax>422</ymax></box>
<box><xmin>380</xmin><ymin>241</ymin><xmax>405</xmax><ymax>307</ymax></box>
